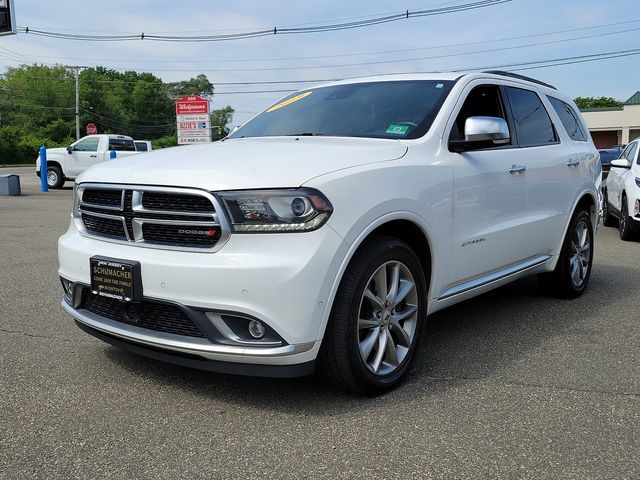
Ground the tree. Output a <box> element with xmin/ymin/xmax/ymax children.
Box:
<box><xmin>0</xmin><ymin>65</ymin><xmax>233</xmax><ymax>163</ymax></box>
<box><xmin>574</xmin><ymin>96</ymin><xmax>623</xmax><ymax>110</ymax></box>
<box><xmin>210</xmin><ymin>106</ymin><xmax>235</xmax><ymax>138</ymax></box>
<box><xmin>166</xmin><ymin>74</ymin><xmax>214</xmax><ymax>99</ymax></box>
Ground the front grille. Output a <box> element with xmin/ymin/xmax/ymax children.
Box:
<box><xmin>142</xmin><ymin>192</ymin><xmax>214</xmax><ymax>212</ymax></box>
<box><xmin>81</xmin><ymin>289</ymin><xmax>205</xmax><ymax>338</ymax></box>
<box><xmin>76</xmin><ymin>185</ymin><xmax>224</xmax><ymax>251</ymax></box>
<box><xmin>81</xmin><ymin>213</ymin><xmax>127</xmax><ymax>238</ymax></box>
<box><xmin>142</xmin><ymin>223</ymin><xmax>221</xmax><ymax>247</ymax></box>
<box><xmin>82</xmin><ymin>188</ymin><xmax>122</xmax><ymax>207</ymax></box>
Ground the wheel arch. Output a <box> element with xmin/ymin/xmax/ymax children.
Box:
<box><xmin>316</xmin><ymin>212</ymin><xmax>435</xmax><ymax>342</ymax></box>
<box><xmin>549</xmin><ymin>191</ymin><xmax>598</xmax><ymax>271</ymax></box>
<box><xmin>37</xmin><ymin>159</ymin><xmax>64</xmax><ymax>175</ymax></box>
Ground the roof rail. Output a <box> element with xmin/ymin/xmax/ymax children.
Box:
<box><xmin>482</xmin><ymin>70</ymin><xmax>557</xmax><ymax>90</ymax></box>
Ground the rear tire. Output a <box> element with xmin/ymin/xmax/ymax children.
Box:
<box><xmin>602</xmin><ymin>190</ymin><xmax>617</xmax><ymax>227</ymax></box>
<box><xmin>318</xmin><ymin>236</ymin><xmax>428</xmax><ymax>395</ymax></box>
<box><xmin>539</xmin><ymin>209</ymin><xmax>593</xmax><ymax>298</ymax></box>
<box><xmin>619</xmin><ymin>194</ymin><xmax>636</xmax><ymax>241</ymax></box>
<box><xmin>46</xmin><ymin>165</ymin><xmax>65</xmax><ymax>189</ymax></box>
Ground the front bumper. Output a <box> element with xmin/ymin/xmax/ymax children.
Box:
<box><xmin>59</xmin><ymin>222</ymin><xmax>348</xmax><ymax>370</ymax></box>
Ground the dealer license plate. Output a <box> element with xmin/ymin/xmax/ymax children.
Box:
<box><xmin>90</xmin><ymin>256</ymin><xmax>142</xmax><ymax>302</ymax></box>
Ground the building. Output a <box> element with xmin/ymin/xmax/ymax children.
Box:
<box><xmin>581</xmin><ymin>92</ymin><xmax>640</xmax><ymax>148</ymax></box>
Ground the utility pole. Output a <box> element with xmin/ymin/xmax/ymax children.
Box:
<box><xmin>64</xmin><ymin>66</ymin><xmax>86</xmax><ymax>140</ymax></box>
<box><xmin>73</xmin><ymin>66</ymin><xmax>80</xmax><ymax>140</ymax></box>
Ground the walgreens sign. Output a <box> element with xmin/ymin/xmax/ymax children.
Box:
<box><xmin>175</xmin><ymin>95</ymin><xmax>209</xmax><ymax>115</ymax></box>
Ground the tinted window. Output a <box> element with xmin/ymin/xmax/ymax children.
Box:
<box><xmin>108</xmin><ymin>138</ymin><xmax>136</xmax><ymax>151</ymax></box>
<box><xmin>229</xmin><ymin>81</ymin><xmax>455</xmax><ymax>140</ymax></box>
<box><xmin>135</xmin><ymin>141</ymin><xmax>148</xmax><ymax>152</ymax></box>
<box><xmin>598</xmin><ymin>149</ymin><xmax>621</xmax><ymax>163</ymax></box>
<box><xmin>505</xmin><ymin>87</ymin><xmax>557</xmax><ymax>146</ymax></box>
<box><xmin>548</xmin><ymin>96</ymin><xmax>587</xmax><ymax>141</ymax></box>
<box><xmin>73</xmin><ymin>137</ymin><xmax>99</xmax><ymax>152</ymax></box>
<box><xmin>450</xmin><ymin>85</ymin><xmax>508</xmax><ymax>143</ymax></box>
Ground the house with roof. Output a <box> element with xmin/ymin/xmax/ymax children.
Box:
<box><xmin>581</xmin><ymin>92</ymin><xmax>640</xmax><ymax>148</ymax></box>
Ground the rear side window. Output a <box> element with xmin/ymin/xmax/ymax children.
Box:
<box><xmin>108</xmin><ymin>138</ymin><xmax>136</xmax><ymax>151</ymax></box>
<box><xmin>504</xmin><ymin>87</ymin><xmax>557</xmax><ymax>146</ymax></box>
<box><xmin>135</xmin><ymin>141</ymin><xmax>148</xmax><ymax>152</ymax></box>
<box><xmin>547</xmin><ymin>97</ymin><xmax>587</xmax><ymax>142</ymax></box>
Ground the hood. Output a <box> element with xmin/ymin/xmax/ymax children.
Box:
<box><xmin>46</xmin><ymin>147</ymin><xmax>68</xmax><ymax>156</ymax></box>
<box><xmin>77</xmin><ymin>137</ymin><xmax>408</xmax><ymax>190</ymax></box>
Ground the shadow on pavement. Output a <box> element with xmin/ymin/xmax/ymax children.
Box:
<box><xmin>102</xmin><ymin>262</ymin><xmax>637</xmax><ymax>414</ymax></box>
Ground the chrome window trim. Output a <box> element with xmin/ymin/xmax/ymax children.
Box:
<box><xmin>73</xmin><ymin>183</ymin><xmax>231</xmax><ymax>253</ymax></box>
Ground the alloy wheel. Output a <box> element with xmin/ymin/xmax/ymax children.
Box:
<box><xmin>620</xmin><ymin>201</ymin><xmax>628</xmax><ymax>233</ymax></box>
<box><xmin>357</xmin><ymin>261</ymin><xmax>418</xmax><ymax>376</ymax></box>
<box><xmin>569</xmin><ymin>219</ymin><xmax>591</xmax><ymax>288</ymax></box>
<box><xmin>47</xmin><ymin>169</ymin><xmax>58</xmax><ymax>187</ymax></box>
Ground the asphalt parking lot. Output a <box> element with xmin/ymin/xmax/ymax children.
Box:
<box><xmin>1</xmin><ymin>166</ymin><xmax>639</xmax><ymax>479</ymax></box>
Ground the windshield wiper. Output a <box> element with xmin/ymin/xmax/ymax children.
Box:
<box><xmin>286</xmin><ymin>132</ymin><xmax>320</xmax><ymax>136</ymax></box>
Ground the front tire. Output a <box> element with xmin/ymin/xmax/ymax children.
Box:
<box><xmin>619</xmin><ymin>194</ymin><xmax>636</xmax><ymax>241</ymax></box>
<box><xmin>539</xmin><ymin>209</ymin><xmax>593</xmax><ymax>298</ymax></box>
<box><xmin>46</xmin><ymin>165</ymin><xmax>65</xmax><ymax>189</ymax></box>
<box><xmin>602</xmin><ymin>190</ymin><xmax>617</xmax><ymax>227</ymax></box>
<box><xmin>318</xmin><ymin>236</ymin><xmax>428</xmax><ymax>395</ymax></box>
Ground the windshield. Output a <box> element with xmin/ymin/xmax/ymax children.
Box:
<box><xmin>229</xmin><ymin>80</ymin><xmax>455</xmax><ymax>140</ymax></box>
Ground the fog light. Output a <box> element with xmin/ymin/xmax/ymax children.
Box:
<box><xmin>60</xmin><ymin>277</ymin><xmax>73</xmax><ymax>304</ymax></box>
<box><xmin>248</xmin><ymin>319</ymin><xmax>265</xmax><ymax>339</ymax></box>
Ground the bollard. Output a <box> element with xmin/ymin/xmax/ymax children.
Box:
<box><xmin>109</xmin><ymin>150</ymin><xmax>117</xmax><ymax>160</ymax></box>
<box><xmin>39</xmin><ymin>146</ymin><xmax>48</xmax><ymax>192</ymax></box>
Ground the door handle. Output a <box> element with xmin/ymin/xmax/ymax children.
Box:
<box><xmin>567</xmin><ymin>158</ymin><xmax>580</xmax><ymax>167</ymax></box>
<box><xmin>509</xmin><ymin>164</ymin><xmax>526</xmax><ymax>174</ymax></box>
<box><xmin>90</xmin><ymin>155</ymin><xmax>97</xmax><ymax>158</ymax></box>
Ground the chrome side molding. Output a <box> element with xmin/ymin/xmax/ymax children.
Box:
<box><xmin>438</xmin><ymin>255</ymin><xmax>551</xmax><ymax>300</ymax></box>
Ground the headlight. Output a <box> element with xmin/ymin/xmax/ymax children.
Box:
<box><xmin>217</xmin><ymin>188</ymin><xmax>333</xmax><ymax>233</ymax></box>
<box><xmin>635</xmin><ymin>177</ymin><xmax>640</xmax><ymax>188</ymax></box>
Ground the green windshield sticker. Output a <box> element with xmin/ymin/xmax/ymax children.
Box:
<box><xmin>386</xmin><ymin>124</ymin><xmax>410</xmax><ymax>135</ymax></box>
<box><xmin>435</xmin><ymin>83</ymin><xmax>444</xmax><ymax>88</ymax></box>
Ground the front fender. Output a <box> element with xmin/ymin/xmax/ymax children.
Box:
<box><xmin>36</xmin><ymin>153</ymin><xmax>67</xmax><ymax>173</ymax></box>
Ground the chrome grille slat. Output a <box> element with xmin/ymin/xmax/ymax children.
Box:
<box><xmin>74</xmin><ymin>184</ymin><xmax>230</xmax><ymax>253</ymax></box>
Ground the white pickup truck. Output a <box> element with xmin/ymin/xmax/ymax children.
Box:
<box><xmin>36</xmin><ymin>134</ymin><xmax>140</xmax><ymax>189</ymax></box>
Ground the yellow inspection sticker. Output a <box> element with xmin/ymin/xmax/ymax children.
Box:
<box><xmin>266</xmin><ymin>91</ymin><xmax>312</xmax><ymax>112</ymax></box>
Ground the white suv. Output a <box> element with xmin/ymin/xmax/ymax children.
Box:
<box><xmin>59</xmin><ymin>71</ymin><xmax>600</xmax><ymax>393</ymax></box>
<box><xmin>602</xmin><ymin>138</ymin><xmax>640</xmax><ymax>240</ymax></box>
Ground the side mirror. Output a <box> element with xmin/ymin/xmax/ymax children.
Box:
<box><xmin>450</xmin><ymin>116</ymin><xmax>510</xmax><ymax>153</ymax></box>
<box><xmin>66</xmin><ymin>146</ymin><xmax>73</xmax><ymax>154</ymax></box>
<box><xmin>610</xmin><ymin>159</ymin><xmax>631</xmax><ymax>169</ymax></box>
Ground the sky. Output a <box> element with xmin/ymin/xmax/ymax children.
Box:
<box><xmin>1</xmin><ymin>0</ymin><xmax>639</xmax><ymax>127</ymax></box>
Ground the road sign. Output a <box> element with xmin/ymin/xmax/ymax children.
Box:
<box><xmin>176</xmin><ymin>95</ymin><xmax>209</xmax><ymax>115</ymax></box>
<box><xmin>176</xmin><ymin>95</ymin><xmax>211</xmax><ymax>144</ymax></box>
<box><xmin>177</xmin><ymin>114</ymin><xmax>209</xmax><ymax>123</ymax></box>
<box><xmin>86</xmin><ymin>123</ymin><xmax>97</xmax><ymax>135</ymax></box>
<box><xmin>0</xmin><ymin>0</ymin><xmax>16</xmax><ymax>37</ymax></box>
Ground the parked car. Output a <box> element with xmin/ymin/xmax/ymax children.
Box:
<box><xmin>602</xmin><ymin>138</ymin><xmax>640</xmax><ymax>239</ymax></box>
<box><xmin>58</xmin><ymin>71</ymin><xmax>600</xmax><ymax>394</ymax></box>
<box><xmin>598</xmin><ymin>146</ymin><xmax>624</xmax><ymax>179</ymax></box>
<box><xmin>134</xmin><ymin>140</ymin><xmax>153</xmax><ymax>152</ymax></box>
<box><xmin>36</xmin><ymin>134</ymin><xmax>140</xmax><ymax>189</ymax></box>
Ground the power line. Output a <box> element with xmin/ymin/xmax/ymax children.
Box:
<box><xmin>117</xmin><ymin>26</ymin><xmax>640</xmax><ymax>73</ymax></box>
<box><xmin>8</xmin><ymin>17</ymin><xmax>640</xmax><ymax>65</ymax></box>
<box><xmin>20</xmin><ymin>1</ymin><xmax>510</xmax><ymax>42</ymax></box>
